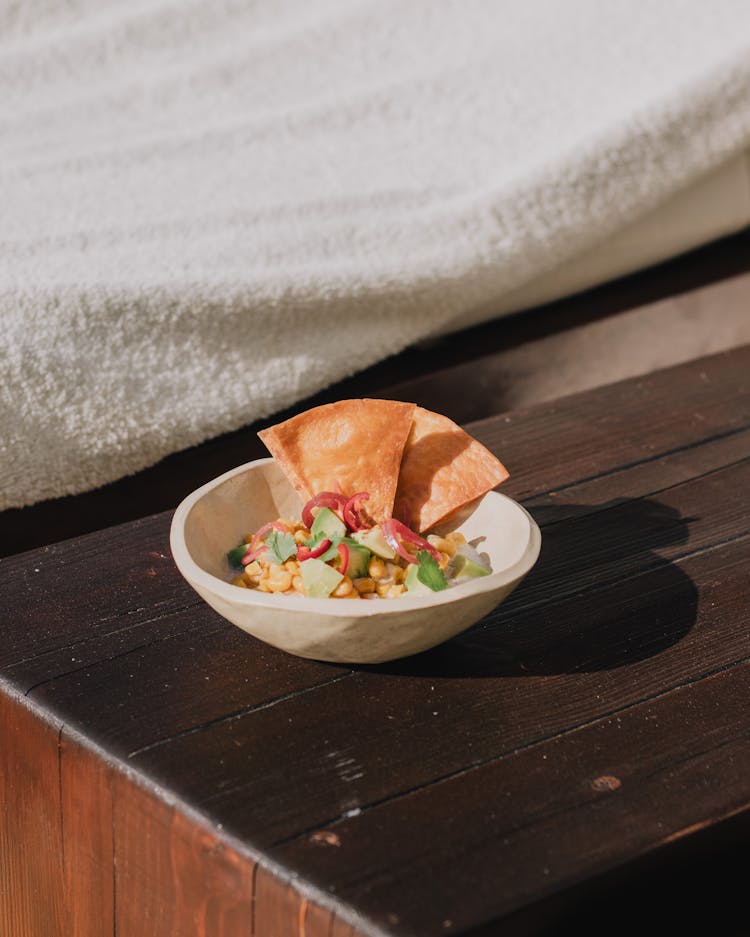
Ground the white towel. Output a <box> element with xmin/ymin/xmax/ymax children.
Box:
<box><xmin>2</xmin><ymin>0</ymin><xmax>750</xmax><ymax>510</ymax></box>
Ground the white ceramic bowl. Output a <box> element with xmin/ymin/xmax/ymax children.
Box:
<box><xmin>170</xmin><ymin>458</ymin><xmax>541</xmax><ymax>664</ymax></box>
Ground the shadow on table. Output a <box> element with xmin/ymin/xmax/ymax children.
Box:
<box><xmin>471</xmin><ymin>807</ymin><xmax>750</xmax><ymax>937</ymax></box>
<box><xmin>366</xmin><ymin>497</ymin><xmax>698</xmax><ymax>679</ymax></box>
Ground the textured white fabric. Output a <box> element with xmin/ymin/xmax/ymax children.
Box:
<box><xmin>2</xmin><ymin>0</ymin><xmax>750</xmax><ymax>509</ymax></box>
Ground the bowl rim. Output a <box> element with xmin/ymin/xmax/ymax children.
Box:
<box><xmin>170</xmin><ymin>457</ymin><xmax>541</xmax><ymax>617</ymax></box>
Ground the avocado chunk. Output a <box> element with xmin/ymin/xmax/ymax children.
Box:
<box><xmin>351</xmin><ymin>525</ymin><xmax>396</xmax><ymax>560</ymax></box>
<box><xmin>452</xmin><ymin>553</ymin><xmax>491</xmax><ymax>579</ymax></box>
<box><xmin>342</xmin><ymin>539</ymin><xmax>371</xmax><ymax>578</ymax></box>
<box><xmin>300</xmin><ymin>558</ymin><xmax>344</xmax><ymax>598</ymax></box>
<box><xmin>310</xmin><ymin>507</ymin><xmax>347</xmax><ymax>541</ymax></box>
<box><xmin>404</xmin><ymin>563</ymin><xmax>434</xmax><ymax>595</ymax></box>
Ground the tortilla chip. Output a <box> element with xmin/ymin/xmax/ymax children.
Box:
<box><xmin>394</xmin><ymin>406</ymin><xmax>509</xmax><ymax>532</ymax></box>
<box><xmin>258</xmin><ymin>399</ymin><xmax>416</xmax><ymax>523</ymax></box>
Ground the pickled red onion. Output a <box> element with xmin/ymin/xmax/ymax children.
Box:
<box><xmin>381</xmin><ymin>519</ymin><xmax>441</xmax><ymax>564</ymax></box>
<box><xmin>249</xmin><ymin>520</ymin><xmax>286</xmax><ymax>552</ymax></box>
<box><xmin>240</xmin><ymin>543</ymin><xmax>267</xmax><ymax>565</ymax></box>
<box><xmin>301</xmin><ymin>492</ymin><xmax>348</xmax><ymax>528</ymax></box>
<box><xmin>343</xmin><ymin>492</ymin><xmax>370</xmax><ymax>531</ymax></box>
<box><xmin>296</xmin><ymin>538</ymin><xmax>332</xmax><ymax>561</ymax></box>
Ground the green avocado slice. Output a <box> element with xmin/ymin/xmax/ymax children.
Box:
<box><xmin>452</xmin><ymin>553</ymin><xmax>491</xmax><ymax>578</ymax></box>
<box><xmin>351</xmin><ymin>525</ymin><xmax>396</xmax><ymax>560</ymax></box>
<box><xmin>300</xmin><ymin>558</ymin><xmax>344</xmax><ymax>598</ymax></box>
<box><xmin>341</xmin><ymin>540</ymin><xmax>371</xmax><ymax>578</ymax></box>
<box><xmin>310</xmin><ymin>507</ymin><xmax>347</xmax><ymax>541</ymax></box>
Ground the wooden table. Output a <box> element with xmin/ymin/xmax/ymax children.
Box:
<box><xmin>2</xmin><ymin>344</ymin><xmax>750</xmax><ymax>937</ymax></box>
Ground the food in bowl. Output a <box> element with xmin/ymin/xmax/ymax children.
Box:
<box><xmin>226</xmin><ymin>399</ymin><xmax>508</xmax><ymax>600</ymax></box>
<box><xmin>226</xmin><ymin>499</ymin><xmax>491</xmax><ymax>600</ymax></box>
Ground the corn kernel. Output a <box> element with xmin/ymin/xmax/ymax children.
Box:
<box><xmin>268</xmin><ymin>570</ymin><xmax>292</xmax><ymax>593</ymax></box>
<box><xmin>446</xmin><ymin>531</ymin><xmax>466</xmax><ymax>544</ymax></box>
<box><xmin>332</xmin><ymin>576</ymin><xmax>354</xmax><ymax>598</ymax></box>
<box><xmin>353</xmin><ymin>577</ymin><xmax>376</xmax><ymax>594</ymax></box>
<box><xmin>428</xmin><ymin>535</ymin><xmax>457</xmax><ymax>556</ymax></box>
<box><xmin>369</xmin><ymin>557</ymin><xmax>386</xmax><ymax>579</ymax></box>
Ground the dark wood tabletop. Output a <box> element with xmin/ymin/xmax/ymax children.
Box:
<box><xmin>2</xmin><ymin>343</ymin><xmax>750</xmax><ymax>937</ymax></box>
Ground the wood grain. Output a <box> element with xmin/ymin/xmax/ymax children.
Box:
<box><xmin>270</xmin><ymin>660</ymin><xmax>750</xmax><ymax>936</ymax></box>
<box><xmin>0</xmin><ymin>691</ymin><xmax>66</xmax><ymax>937</ymax></box>
<box><xmin>3</xmin><ymin>344</ymin><xmax>750</xmax><ymax>936</ymax></box>
<box><xmin>122</xmin><ymin>534</ymin><xmax>749</xmax><ymax>854</ymax></box>
<box><xmin>59</xmin><ymin>732</ymin><xmax>115</xmax><ymax>937</ymax></box>
<box><xmin>23</xmin><ymin>456</ymin><xmax>750</xmax><ymax>759</ymax></box>
<box><xmin>0</xmin><ymin>515</ymin><xmax>200</xmax><ymax>690</ymax></box>
<box><xmin>476</xmin><ymin>346</ymin><xmax>750</xmax><ymax>504</ymax></box>
<box><xmin>112</xmin><ymin>775</ymin><xmax>256</xmax><ymax>937</ymax></box>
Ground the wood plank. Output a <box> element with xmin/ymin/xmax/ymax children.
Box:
<box><xmin>269</xmin><ymin>660</ymin><xmax>750</xmax><ymax>937</ymax></box>
<box><xmin>499</xmin><ymin>456</ymin><xmax>750</xmax><ymax>615</ymax></box>
<box><xmin>383</xmin><ymin>277</ymin><xmax>750</xmax><ymax>426</ymax></box>
<box><xmin>59</xmin><ymin>731</ymin><xmax>115</xmax><ymax>937</ymax></box>
<box><xmin>0</xmin><ymin>514</ymin><xmax>200</xmax><ymax>681</ymax></box>
<box><xmin>3</xmin><ymin>346</ymin><xmax>747</xmax><ymax>688</ymax></box>
<box><xmin>253</xmin><ymin>866</ymin><xmax>350</xmax><ymax>937</ymax></box>
<box><xmin>25</xmin><ymin>616</ymin><xmax>349</xmax><ymax>755</ymax></box>
<box><xmin>523</xmin><ymin>423</ymin><xmax>750</xmax><ymax>522</ymax></box>
<box><xmin>112</xmin><ymin>774</ymin><xmax>256</xmax><ymax>937</ymax></box>
<box><xmin>475</xmin><ymin>807</ymin><xmax>750</xmax><ymax>937</ymax></box>
<box><xmin>300</xmin><ymin>897</ymin><xmax>339</xmax><ymax>937</ymax></box>
<box><xmin>477</xmin><ymin>346</ymin><xmax>750</xmax><ymax>503</ymax></box>
<box><xmin>1</xmin><ymin>344</ymin><xmax>748</xmax><ymax>936</ymax></box>
<box><xmin>0</xmin><ymin>689</ymin><xmax>66</xmax><ymax>937</ymax></box>
<box><xmin>125</xmin><ymin>535</ymin><xmax>750</xmax><ymax>849</ymax></box>
<box><xmin>23</xmin><ymin>455</ymin><xmax>749</xmax><ymax>757</ymax></box>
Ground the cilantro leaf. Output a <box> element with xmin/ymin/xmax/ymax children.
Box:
<box><xmin>226</xmin><ymin>543</ymin><xmax>248</xmax><ymax>568</ymax></box>
<box><xmin>416</xmin><ymin>550</ymin><xmax>448</xmax><ymax>591</ymax></box>
<box><xmin>264</xmin><ymin>530</ymin><xmax>297</xmax><ymax>565</ymax></box>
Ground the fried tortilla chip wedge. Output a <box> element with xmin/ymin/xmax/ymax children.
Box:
<box><xmin>258</xmin><ymin>399</ymin><xmax>416</xmax><ymax>523</ymax></box>
<box><xmin>395</xmin><ymin>406</ymin><xmax>509</xmax><ymax>532</ymax></box>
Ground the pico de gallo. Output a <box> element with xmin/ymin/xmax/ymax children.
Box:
<box><xmin>226</xmin><ymin>491</ymin><xmax>491</xmax><ymax>599</ymax></box>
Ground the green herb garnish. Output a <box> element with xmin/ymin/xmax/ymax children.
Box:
<box><xmin>264</xmin><ymin>530</ymin><xmax>297</xmax><ymax>565</ymax></box>
<box><xmin>416</xmin><ymin>550</ymin><xmax>448</xmax><ymax>591</ymax></box>
<box><xmin>226</xmin><ymin>543</ymin><xmax>248</xmax><ymax>568</ymax></box>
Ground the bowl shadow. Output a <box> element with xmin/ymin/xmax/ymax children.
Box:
<box><xmin>362</xmin><ymin>497</ymin><xmax>698</xmax><ymax>678</ymax></box>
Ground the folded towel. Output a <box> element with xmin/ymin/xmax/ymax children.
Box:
<box><xmin>2</xmin><ymin>0</ymin><xmax>750</xmax><ymax>509</ymax></box>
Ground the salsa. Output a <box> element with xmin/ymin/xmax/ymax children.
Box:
<box><xmin>227</xmin><ymin>491</ymin><xmax>490</xmax><ymax>599</ymax></box>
